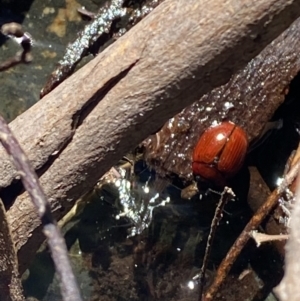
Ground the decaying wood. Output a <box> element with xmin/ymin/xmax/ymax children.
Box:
<box><xmin>1</xmin><ymin>0</ymin><xmax>299</xmax><ymax>271</ymax></box>
<box><xmin>0</xmin><ymin>201</ymin><xmax>24</xmax><ymax>301</ymax></box>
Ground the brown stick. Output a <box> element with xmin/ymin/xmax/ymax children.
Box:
<box><xmin>2</xmin><ymin>0</ymin><xmax>300</xmax><ymax>272</ymax></box>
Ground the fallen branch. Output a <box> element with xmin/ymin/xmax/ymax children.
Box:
<box><xmin>1</xmin><ymin>0</ymin><xmax>299</xmax><ymax>272</ymax></box>
<box><xmin>0</xmin><ymin>115</ymin><xmax>82</xmax><ymax>301</ymax></box>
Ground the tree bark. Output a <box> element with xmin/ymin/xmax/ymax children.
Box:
<box><xmin>1</xmin><ymin>0</ymin><xmax>300</xmax><ymax>271</ymax></box>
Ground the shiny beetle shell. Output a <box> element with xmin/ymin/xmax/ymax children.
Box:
<box><xmin>192</xmin><ymin>121</ymin><xmax>248</xmax><ymax>187</ymax></box>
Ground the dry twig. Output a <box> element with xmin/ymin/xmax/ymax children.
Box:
<box><xmin>250</xmin><ymin>231</ymin><xmax>289</xmax><ymax>247</ymax></box>
<box><xmin>196</xmin><ymin>187</ymin><xmax>235</xmax><ymax>300</ymax></box>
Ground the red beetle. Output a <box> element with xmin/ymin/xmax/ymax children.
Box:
<box><xmin>192</xmin><ymin>121</ymin><xmax>248</xmax><ymax>187</ymax></box>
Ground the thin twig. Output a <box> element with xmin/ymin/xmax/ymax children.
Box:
<box><xmin>203</xmin><ymin>160</ymin><xmax>300</xmax><ymax>301</ymax></box>
<box><xmin>250</xmin><ymin>231</ymin><xmax>289</xmax><ymax>247</ymax></box>
<box><xmin>0</xmin><ymin>115</ymin><xmax>82</xmax><ymax>301</ymax></box>
<box><xmin>196</xmin><ymin>187</ymin><xmax>235</xmax><ymax>300</ymax></box>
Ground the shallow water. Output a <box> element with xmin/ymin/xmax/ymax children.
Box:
<box><xmin>0</xmin><ymin>0</ymin><xmax>97</xmax><ymax>121</ymax></box>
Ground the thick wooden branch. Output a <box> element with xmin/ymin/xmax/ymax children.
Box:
<box><xmin>2</xmin><ymin>0</ymin><xmax>300</xmax><ymax>271</ymax></box>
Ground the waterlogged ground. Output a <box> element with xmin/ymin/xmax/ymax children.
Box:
<box><xmin>22</xmin><ymin>159</ymin><xmax>282</xmax><ymax>301</ymax></box>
